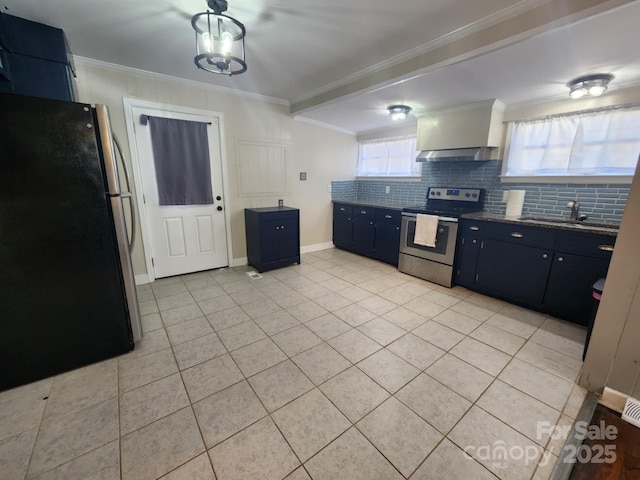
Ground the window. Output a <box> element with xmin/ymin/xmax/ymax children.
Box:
<box><xmin>357</xmin><ymin>136</ymin><xmax>420</xmax><ymax>177</ymax></box>
<box><xmin>504</xmin><ymin>106</ymin><xmax>640</xmax><ymax>179</ymax></box>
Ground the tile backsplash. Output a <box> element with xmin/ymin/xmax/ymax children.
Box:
<box><xmin>332</xmin><ymin>161</ymin><xmax>630</xmax><ymax>224</ymax></box>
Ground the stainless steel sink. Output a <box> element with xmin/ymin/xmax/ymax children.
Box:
<box><xmin>519</xmin><ymin>216</ymin><xmax>619</xmax><ymax>230</ymax></box>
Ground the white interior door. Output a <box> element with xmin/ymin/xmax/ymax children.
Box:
<box><xmin>132</xmin><ymin>106</ymin><xmax>228</xmax><ymax>278</ymax></box>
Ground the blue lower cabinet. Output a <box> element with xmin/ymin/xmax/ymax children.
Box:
<box><xmin>245</xmin><ymin>207</ymin><xmax>300</xmax><ymax>272</ymax></box>
<box><xmin>543</xmin><ymin>252</ymin><xmax>610</xmax><ymax>325</ymax></box>
<box><xmin>456</xmin><ymin>219</ymin><xmax>615</xmax><ymax>325</ymax></box>
<box><xmin>332</xmin><ymin>203</ymin><xmax>401</xmax><ymax>266</ymax></box>
<box><xmin>352</xmin><ymin>217</ymin><xmax>376</xmax><ymax>257</ymax></box>
<box><xmin>373</xmin><ymin>209</ymin><xmax>401</xmax><ymax>266</ymax></box>
<box><xmin>476</xmin><ymin>239</ymin><xmax>552</xmax><ymax>305</ymax></box>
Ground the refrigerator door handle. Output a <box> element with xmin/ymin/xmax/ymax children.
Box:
<box><xmin>113</xmin><ymin>135</ymin><xmax>137</xmax><ymax>254</ymax></box>
<box><xmin>110</xmin><ymin>196</ymin><xmax>143</xmax><ymax>342</ymax></box>
<box><xmin>95</xmin><ymin>104</ymin><xmax>121</xmax><ymax>195</ymax></box>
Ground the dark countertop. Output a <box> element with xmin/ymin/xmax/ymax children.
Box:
<box><xmin>332</xmin><ymin>200</ymin><xmax>410</xmax><ymax>211</ymax></box>
<box><xmin>462</xmin><ymin>212</ymin><xmax>619</xmax><ymax>236</ymax></box>
<box><xmin>245</xmin><ymin>206</ymin><xmax>299</xmax><ymax>213</ymax></box>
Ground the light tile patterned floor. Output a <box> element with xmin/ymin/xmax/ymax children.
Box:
<box><xmin>0</xmin><ymin>248</ymin><xmax>589</xmax><ymax>480</ymax></box>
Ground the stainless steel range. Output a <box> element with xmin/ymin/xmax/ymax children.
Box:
<box><xmin>398</xmin><ymin>187</ymin><xmax>485</xmax><ymax>287</ymax></box>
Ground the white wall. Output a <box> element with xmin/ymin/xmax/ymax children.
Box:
<box><xmin>74</xmin><ymin>59</ymin><xmax>358</xmax><ymax>277</ymax></box>
<box><xmin>580</xmin><ymin>155</ymin><xmax>640</xmax><ymax>398</ymax></box>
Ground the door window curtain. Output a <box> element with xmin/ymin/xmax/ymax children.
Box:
<box><xmin>505</xmin><ymin>106</ymin><xmax>640</xmax><ymax>176</ymax></box>
<box><xmin>143</xmin><ymin>115</ymin><xmax>214</xmax><ymax>205</ymax></box>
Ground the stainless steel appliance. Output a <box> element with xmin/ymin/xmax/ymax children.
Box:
<box><xmin>0</xmin><ymin>93</ymin><xmax>141</xmax><ymax>391</ymax></box>
<box><xmin>399</xmin><ymin>187</ymin><xmax>485</xmax><ymax>287</ymax></box>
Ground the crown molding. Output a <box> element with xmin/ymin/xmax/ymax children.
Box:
<box><xmin>73</xmin><ymin>56</ymin><xmax>290</xmax><ymax>106</ymax></box>
<box><xmin>290</xmin><ymin>0</ymin><xmax>543</xmax><ymax>106</ymax></box>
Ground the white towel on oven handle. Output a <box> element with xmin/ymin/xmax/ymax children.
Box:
<box><xmin>414</xmin><ymin>214</ymin><xmax>439</xmax><ymax>247</ymax></box>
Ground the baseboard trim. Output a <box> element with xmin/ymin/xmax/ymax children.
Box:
<box><xmin>231</xmin><ymin>257</ymin><xmax>248</xmax><ymax>267</ymax></box>
<box><xmin>135</xmin><ymin>274</ymin><xmax>150</xmax><ymax>285</ymax></box>
<box><xmin>600</xmin><ymin>386</ymin><xmax>629</xmax><ymax>413</ymax></box>
<box><xmin>301</xmin><ymin>242</ymin><xmax>334</xmax><ymax>254</ymax></box>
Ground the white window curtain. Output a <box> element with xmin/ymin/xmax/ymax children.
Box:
<box><xmin>505</xmin><ymin>106</ymin><xmax>640</xmax><ymax>177</ymax></box>
<box><xmin>357</xmin><ymin>136</ymin><xmax>419</xmax><ymax>177</ymax></box>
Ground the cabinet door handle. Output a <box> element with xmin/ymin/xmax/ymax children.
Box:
<box><xmin>385</xmin><ymin>215</ymin><xmax>392</xmax><ymax>219</ymax></box>
<box><xmin>558</xmin><ymin>256</ymin><xmax>564</xmax><ymax>262</ymax></box>
<box><xmin>370</xmin><ymin>221</ymin><xmax>374</xmax><ymax>225</ymax></box>
<box><xmin>542</xmin><ymin>253</ymin><xmax>548</xmax><ymax>259</ymax></box>
<box><xmin>276</xmin><ymin>226</ymin><xmax>280</xmax><ymax>230</ymax></box>
<box><xmin>281</xmin><ymin>225</ymin><xmax>285</xmax><ymax>230</ymax></box>
<box><xmin>511</xmin><ymin>232</ymin><xmax>523</xmax><ymax>238</ymax></box>
<box><xmin>361</xmin><ymin>210</ymin><xmax>367</xmax><ymax>215</ymax></box>
<box><xmin>598</xmin><ymin>245</ymin><xmax>614</xmax><ymax>252</ymax></box>
<box><xmin>396</xmin><ymin>226</ymin><xmax>400</xmax><ymax>230</ymax></box>
<box><xmin>472</xmin><ymin>239</ymin><xmax>477</xmax><ymax>244</ymax></box>
<box><xmin>469</xmin><ymin>226</ymin><xmax>480</xmax><ymax>231</ymax></box>
<box><xmin>339</xmin><ymin>207</ymin><xmax>345</xmax><ymax>211</ymax></box>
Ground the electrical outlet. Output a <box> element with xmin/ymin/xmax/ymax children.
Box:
<box><xmin>299</xmin><ymin>172</ymin><xmax>307</xmax><ymax>181</ymax></box>
<box><xmin>385</xmin><ymin>186</ymin><xmax>390</xmax><ymax>194</ymax></box>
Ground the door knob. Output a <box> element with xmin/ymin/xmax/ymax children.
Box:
<box><xmin>217</xmin><ymin>206</ymin><xmax>223</xmax><ymax>211</ymax></box>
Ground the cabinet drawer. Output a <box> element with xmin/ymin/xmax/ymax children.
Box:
<box><xmin>483</xmin><ymin>222</ymin><xmax>556</xmax><ymax>249</ymax></box>
<box><xmin>333</xmin><ymin>203</ymin><xmax>353</xmax><ymax>216</ymax></box>
<box><xmin>375</xmin><ymin>208</ymin><xmax>401</xmax><ymax>224</ymax></box>
<box><xmin>353</xmin><ymin>206</ymin><xmax>375</xmax><ymax>218</ymax></box>
<box><xmin>555</xmin><ymin>231</ymin><xmax>616</xmax><ymax>259</ymax></box>
<box><xmin>460</xmin><ymin>220</ymin><xmax>485</xmax><ymax>234</ymax></box>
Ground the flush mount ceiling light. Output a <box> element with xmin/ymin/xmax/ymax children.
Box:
<box><xmin>388</xmin><ymin>105</ymin><xmax>412</xmax><ymax>121</ymax></box>
<box><xmin>567</xmin><ymin>74</ymin><xmax>614</xmax><ymax>99</ymax></box>
<box><xmin>192</xmin><ymin>0</ymin><xmax>247</xmax><ymax>75</ymax></box>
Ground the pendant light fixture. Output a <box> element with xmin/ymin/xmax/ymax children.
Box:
<box><xmin>567</xmin><ymin>74</ymin><xmax>613</xmax><ymax>99</ymax></box>
<box><xmin>388</xmin><ymin>105</ymin><xmax>412</xmax><ymax>121</ymax></box>
<box><xmin>192</xmin><ymin>0</ymin><xmax>247</xmax><ymax>75</ymax></box>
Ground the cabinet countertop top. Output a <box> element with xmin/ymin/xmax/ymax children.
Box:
<box><xmin>245</xmin><ymin>206</ymin><xmax>299</xmax><ymax>213</ymax></box>
<box><xmin>332</xmin><ymin>200</ymin><xmax>409</xmax><ymax>211</ymax></box>
<box><xmin>461</xmin><ymin>212</ymin><xmax>619</xmax><ymax>236</ymax></box>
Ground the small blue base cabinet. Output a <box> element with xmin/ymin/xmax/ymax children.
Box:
<box><xmin>245</xmin><ymin>207</ymin><xmax>300</xmax><ymax>272</ymax></box>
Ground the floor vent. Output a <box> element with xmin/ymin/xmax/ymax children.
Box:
<box><xmin>622</xmin><ymin>396</ymin><xmax>640</xmax><ymax>428</ymax></box>
<box><xmin>246</xmin><ymin>271</ymin><xmax>262</xmax><ymax>280</ymax></box>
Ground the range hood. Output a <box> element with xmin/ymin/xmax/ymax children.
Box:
<box><xmin>416</xmin><ymin>147</ymin><xmax>496</xmax><ymax>162</ymax></box>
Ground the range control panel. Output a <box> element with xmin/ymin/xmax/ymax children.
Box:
<box><xmin>427</xmin><ymin>187</ymin><xmax>482</xmax><ymax>203</ymax></box>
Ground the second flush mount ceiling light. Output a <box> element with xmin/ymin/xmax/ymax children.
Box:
<box><xmin>567</xmin><ymin>73</ymin><xmax>614</xmax><ymax>99</ymax></box>
<box><xmin>388</xmin><ymin>105</ymin><xmax>412</xmax><ymax>121</ymax></box>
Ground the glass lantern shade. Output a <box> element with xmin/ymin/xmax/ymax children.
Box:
<box><xmin>192</xmin><ymin>11</ymin><xmax>247</xmax><ymax>75</ymax></box>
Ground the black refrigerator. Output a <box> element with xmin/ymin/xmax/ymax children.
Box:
<box><xmin>0</xmin><ymin>93</ymin><xmax>142</xmax><ymax>391</ymax></box>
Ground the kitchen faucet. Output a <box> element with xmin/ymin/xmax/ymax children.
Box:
<box><xmin>567</xmin><ymin>200</ymin><xmax>588</xmax><ymax>221</ymax></box>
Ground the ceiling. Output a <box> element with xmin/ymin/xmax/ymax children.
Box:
<box><xmin>3</xmin><ymin>0</ymin><xmax>640</xmax><ymax>135</ymax></box>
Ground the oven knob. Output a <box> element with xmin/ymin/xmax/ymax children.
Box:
<box><xmin>430</xmin><ymin>191</ymin><xmax>436</xmax><ymax>196</ymax></box>
<box><xmin>465</xmin><ymin>193</ymin><xmax>470</xmax><ymax>198</ymax></box>
<box><xmin>436</xmin><ymin>191</ymin><xmax>441</xmax><ymax>196</ymax></box>
<box><xmin>472</xmin><ymin>193</ymin><xmax>477</xmax><ymax>198</ymax></box>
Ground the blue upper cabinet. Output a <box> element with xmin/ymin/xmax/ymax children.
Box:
<box><xmin>0</xmin><ymin>13</ymin><xmax>76</xmax><ymax>101</ymax></box>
